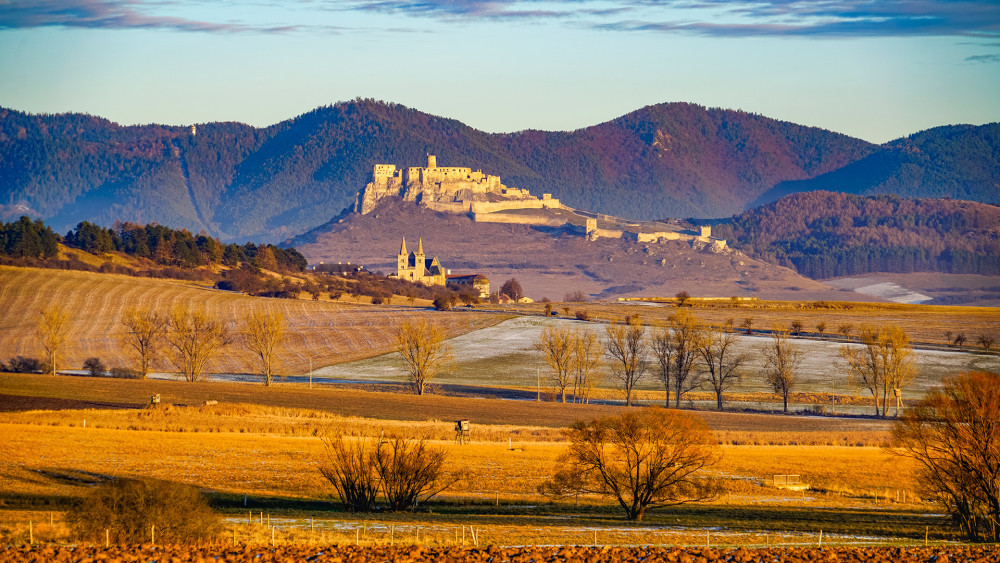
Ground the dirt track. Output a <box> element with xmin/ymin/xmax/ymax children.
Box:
<box><xmin>2</xmin><ymin>545</ymin><xmax>997</xmax><ymax>562</ymax></box>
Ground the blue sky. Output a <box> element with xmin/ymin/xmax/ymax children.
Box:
<box><xmin>1</xmin><ymin>0</ymin><xmax>998</xmax><ymax>143</ymax></box>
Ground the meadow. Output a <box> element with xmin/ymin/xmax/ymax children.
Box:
<box><xmin>2</xmin><ymin>267</ymin><xmax>997</xmax><ymax>553</ymax></box>
<box><xmin>0</xmin><ymin>373</ymin><xmax>952</xmax><ymax>550</ymax></box>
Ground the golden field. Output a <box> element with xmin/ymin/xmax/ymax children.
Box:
<box><xmin>0</xmin><ymin>373</ymin><xmax>946</xmax><ymax>548</ymax></box>
<box><xmin>0</xmin><ymin>266</ymin><xmax>507</xmax><ymax>375</ymax></box>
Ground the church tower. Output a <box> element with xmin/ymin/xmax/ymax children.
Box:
<box><xmin>398</xmin><ymin>237</ymin><xmax>408</xmax><ymax>272</ymax></box>
<box><xmin>415</xmin><ymin>237</ymin><xmax>426</xmax><ymax>278</ymax></box>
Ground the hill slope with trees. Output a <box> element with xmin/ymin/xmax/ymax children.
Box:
<box><xmin>3</xmin><ymin>101</ymin><xmax>995</xmax><ymax>242</ymax></box>
<box><xmin>710</xmin><ymin>192</ymin><xmax>1000</xmax><ymax>278</ymax></box>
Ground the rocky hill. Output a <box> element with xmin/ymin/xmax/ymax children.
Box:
<box><xmin>292</xmin><ymin>199</ymin><xmax>855</xmax><ymax>302</ymax></box>
<box><xmin>2</xmin><ymin>100</ymin><xmax>996</xmax><ymax>242</ymax></box>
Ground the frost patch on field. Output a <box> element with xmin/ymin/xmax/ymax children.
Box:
<box><xmin>314</xmin><ymin>316</ymin><xmax>588</xmax><ymax>384</ymax></box>
<box><xmin>313</xmin><ymin>316</ymin><xmax>1000</xmax><ymax>397</ymax></box>
<box><xmin>825</xmin><ymin>278</ymin><xmax>931</xmax><ymax>304</ymax></box>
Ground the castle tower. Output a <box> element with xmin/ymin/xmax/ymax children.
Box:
<box><xmin>427</xmin><ymin>154</ymin><xmax>437</xmax><ymax>169</ymax></box>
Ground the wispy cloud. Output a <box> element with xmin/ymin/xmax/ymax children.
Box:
<box><xmin>346</xmin><ymin>0</ymin><xmax>1000</xmax><ymax>38</ymax></box>
<box><xmin>966</xmin><ymin>53</ymin><xmax>1000</xmax><ymax>63</ymax></box>
<box><xmin>0</xmin><ymin>0</ymin><xmax>332</xmax><ymax>33</ymax></box>
<box><xmin>1</xmin><ymin>0</ymin><xmax>997</xmax><ymax>39</ymax></box>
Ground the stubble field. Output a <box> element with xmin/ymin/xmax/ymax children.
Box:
<box><xmin>0</xmin><ymin>266</ymin><xmax>507</xmax><ymax>375</ymax></box>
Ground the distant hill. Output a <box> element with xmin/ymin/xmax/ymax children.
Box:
<box><xmin>291</xmin><ymin>198</ymin><xmax>859</xmax><ymax>302</ymax></box>
<box><xmin>751</xmin><ymin>124</ymin><xmax>1000</xmax><ymax>206</ymax></box>
<box><xmin>1</xmin><ymin>101</ymin><xmax>996</xmax><ymax>242</ymax></box>
<box><xmin>710</xmin><ymin>192</ymin><xmax>1000</xmax><ymax>278</ymax></box>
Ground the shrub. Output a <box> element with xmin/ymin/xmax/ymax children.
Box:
<box><xmin>319</xmin><ymin>434</ymin><xmax>455</xmax><ymax>512</ymax></box>
<box><xmin>66</xmin><ymin>478</ymin><xmax>221</xmax><ymax>544</ymax></box>
<box><xmin>109</xmin><ymin>367</ymin><xmax>141</xmax><ymax>379</ymax></box>
<box><xmin>83</xmin><ymin>357</ymin><xmax>107</xmax><ymax>377</ymax></box>
<box><xmin>4</xmin><ymin>356</ymin><xmax>46</xmax><ymax>373</ymax></box>
<box><xmin>432</xmin><ymin>295</ymin><xmax>453</xmax><ymax>311</ymax></box>
<box><xmin>575</xmin><ymin>310</ymin><xmax>589</xmax><ymax>321</ymax></box>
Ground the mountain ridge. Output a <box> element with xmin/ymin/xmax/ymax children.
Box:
<box><xmin>1</xmin><ymin>100</ymin><xmax>996</xmax><ymax>242</ymax></box>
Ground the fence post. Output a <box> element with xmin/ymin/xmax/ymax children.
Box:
<box><xmin>106</xmin><ymin>529</ymin><xmax>109</xmax><ymax>547</ymax></box>
<box><xmin>151</xmin><ymin>523</ymin><xmax>155</xmax><ymax>546</ymax></box>
<box><xmin>28</xmin><ymin>521</ymin><xmax>32</xmax><ymax>545</ymax></box>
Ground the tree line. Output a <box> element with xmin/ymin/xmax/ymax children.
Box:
<box><xmin>711</xmin><ymin>191</ymin><xmax>1000</xmax><ymax>278</ymax></box>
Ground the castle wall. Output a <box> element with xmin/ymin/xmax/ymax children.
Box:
<box><xmin>468</xmin><ymin>199</ymin><xmax>560</xmax><ymax>214</ymax></box>
<box><xmin>472</xmin><ymin>212</ymin><xmax>568</xmax><ymax>227</ymax></box>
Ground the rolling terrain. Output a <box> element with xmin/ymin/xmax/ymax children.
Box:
<box><xmin>292</xmin><ymin>199</ymin><xmax>850</xmax><ymax>301</ymax></box>
<box><xmin>2</xmin><ymin>101</ymin><xmax>996</xmax><ymax>241</ymax></box>
<box><xmin>0</xmin><ymin>266</ymin><xmax>505</xmax><ymax>375</ymax></box>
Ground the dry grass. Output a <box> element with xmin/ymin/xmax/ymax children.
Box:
<box><xmin>0</xmin><ymin>266</ymin><xmax>508</xmax><ymax>374</ymax></box>
<box><xmin>505</xmin><ymin>300</ymin><xmax>1000</xmax><ymax>346</ymax></box>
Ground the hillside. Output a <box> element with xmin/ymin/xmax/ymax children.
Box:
<box><xmin>3</xmin><ymin>101</ymin><xmax>995</xmax><ymax>242</ymax></box>
<box><xmin>710</xmin><ymin>192</ymin><xmax>1000</xmax><ymax>282</ymax></box>
<box><xmin>0</xmin><ymin>267</ymin><xmax>505</xmax><ymax>374</ymax></box>
<box><xmin>292</xmin><ymin>199</ymin><xmax>855</xmax><ymax>302</ymax></box>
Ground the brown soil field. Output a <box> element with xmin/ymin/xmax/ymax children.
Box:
<box><xmin>1</xmin><ymin>544</ymin><xmax>997</xmax><ymax>562</ymax></box>
<box><xmin>294</xmin><ymin>199</ymin><xmax>855</xmax><ymax>302</ymax></box>
<box><xmin>0</xmin><ymin>266</ymin><xmax>508</xmax><ymax>374</ymax></box>
<box><xmin>0</xmin><ymin>373</ymin><xmax>893</xmax><ymax>437</ymax></box>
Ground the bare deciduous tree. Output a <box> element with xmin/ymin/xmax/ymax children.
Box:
<box><xmin>978</xmin><ymin>334</ymin><xmax>996</xmax><ymax>353</ymax></box>
<box><xmin>762</xmin><ymin>329</ymin><xmax>801</xmax><ymax>413</ymax></box>
<box><xmin>374</xmin><ymin>436</ymin><xmax>455</xmax><ymax>511</ymax></box>
<box><xmin>699</xmin><ymin>325</ymin><xmax>746</xmax><ymax>411</ymax></box>
<box><xmin>537</xmin><ymin>325</ymin><xmax>575</xmax><ymax>402</ymax></box>
<box><xmin>241</xmin><ymin>310</ymin><xmax>285</xmax><ymax>386</ymax></box>
<box><xmin>396</xmin><ymin>319</ymin><xmax>452</xmax><ymax>395</ymax></box>
<box><xmin>540</xmin><ymin>408</ymin><xmax>720</xmax><ymax>521</ymax></box>
<box><xmin>891</xmin><ymin>371</ymin><xmax>1000</xmax><ymax>542</ymax></box>
<box><xmin>569</xmin><ymin>328</ymin><xmax>603</xmax><ymax>404</ymax></box>
<box><xmin>650</xmin><ymin>310</ymin><xmax>706</xmax><ymax>408</ymax></box>
<box><xmin>36</xmin><ymin>305</ymin><xmax>70</xmax><ymax>375</ymax></box>
<box><xmin>165</xmin><ymin>306</ymin><xmax>232</xmax><ymax>382</ymax></box>
<box><xmin>318</xmin><ymin>435</ymin><xmax>379</xmax><ymax>512</ymax></box>
<box><xmin>120</xmin><ymin>307</ymin><xmax>167</xmax><ymax>379</ymax></box>
<box><xmin>319</xmin><ymin>433</ymin><xmax>455</xmax><ymax>512</ymax></box>
<box><xmin>604</xmin><ymin>316</ymin><xmax>648</xmax><ymax>406</ymax></box>
<box><xmin>842</xmin><ymin>324</ymin><xmax>915</xmax><ymax>417</ymax></box>
<box><xmin>816</xmin><ymin>321</ymin><xmax>828</xmax><ymax>340</ymax></box>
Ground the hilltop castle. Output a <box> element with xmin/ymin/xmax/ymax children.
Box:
<box><xmin>357</xmin><ymin>155</ymin><xmax>727</xmax><ymax>252</ymax></box>
<box><xmin>354</xmin><ymin>154</ymin><xmax>551</xmax><ymax>215</ymax></box>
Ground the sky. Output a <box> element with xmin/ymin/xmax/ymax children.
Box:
<box><xmin>0</xmin><ymin>0</ymin><xmax>998</xmax><ymax>143</ymax></box>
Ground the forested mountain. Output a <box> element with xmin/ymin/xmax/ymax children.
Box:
<box><xmin>1</xmin><ymin>101</ymin><xmax>996</xmax><ymax>242</ymax></box>
<box><xmin>751</xmin><ymin>124</ymin><xmax>1000</xmax><ymax>206</ymax></box>
<box><xmin>710</xmin><ymin>192</ymin><xmax>1000</xmax><ymax>278</ymax></box>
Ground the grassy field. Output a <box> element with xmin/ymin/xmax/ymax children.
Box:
<box><xmin>0</xmin><ymin>266</ymin><xmax>508</xmax><ymax>375</ymax></box>
<box><xmin>0</xmin><ymin>371</ymin><xmax>951</xmax><ymax>548</ymax></box>
<box><xmin>2</xmin><ymin>268</ymin><xmax>991</xmax><ymax>548</ymax></box>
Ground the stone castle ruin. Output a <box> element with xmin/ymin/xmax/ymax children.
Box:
<box><xmin>355</xmin><ymin>155</ymin><xmax>727</xmax><ymax>252</ymax></box>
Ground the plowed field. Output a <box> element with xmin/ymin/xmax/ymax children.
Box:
<box><xmin>1</xmin><ymin>544</ymin><xmax>996</xmax><ymax>563</ymax></box>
